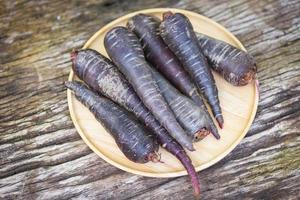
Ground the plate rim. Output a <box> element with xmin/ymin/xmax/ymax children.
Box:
<box><xmin>67</xmin><ymin>8</ymin><xmax>259</xmax><ymax>178</ymax></box>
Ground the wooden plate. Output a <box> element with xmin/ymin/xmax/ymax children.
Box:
<box><xmin>67</xmin><ymin>8</ymin><xmax>259</xmax><ymax>177</ymax></box>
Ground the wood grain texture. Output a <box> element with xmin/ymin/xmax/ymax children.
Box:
<box><xmin>0</xmin><ymin>0</ymin><xmax>299</xmax><ymax>199</ymax></box>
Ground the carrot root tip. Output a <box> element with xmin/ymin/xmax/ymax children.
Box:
<box><xmin>187</xmin><ymin>145</ymin><xmax>196</xmax><ymax>151</ymax></box>
<box><xmin>194</xmin><ymin>193</ymin><xmax>200</xmax><ymax>200</ymax></box>
<box><xmin>216</xmin><ymin>116</ymin><xmax>224</xmax><ymax>129</ymax></box>
<box><xmin>213</xmin><ymin>131</ymin><xmax>221</xmax><ymax>140</ymax></box>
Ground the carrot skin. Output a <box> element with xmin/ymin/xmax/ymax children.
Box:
<box><xmin>196</xmin><ymin>33</ymin><xmax>257</xmax><ymax>86</ymax></box>
<box><xmin>127</xmin><ymin>14</ymin><xmax>220</xmax><ymax>139</ymax></box>
<box><xmin>160</xmin><ymin>12</ymin><xmax>224</xmax><ymax>129</ymax></box>
<box><xmin>72</xmin><ymin>49</ymin><xmax>167</xmax><ymax>146</ymax></box>
<box><xmin>127</xmin><ymin>15</ymin><xmax>190</xmax><ymax>93</ymax></box>
<box><xmin>127</xmin><ymin>14</ymin><xmax>194</xmax><ymax>96</ymax></box>
<box><xmin>151</xmin><ymin>67</ymin><xmax>220</xmax><ymax>141</ymax></box>
<box><xmin>71</xmin><ymin>49</ymin><xmax>200</xmax><ymax>196</ymax></box>
<box><xmin>104</xmin><ymin>27</ymin><xmax>194</xmax><ymax>151</ymax></box>
<box><xmin>165</xmin><ymin>140</ymin><xmax>200</xmax><ymax>199</ymax></box>
<box><xmin>71</xmin><ymin>49</ymin><xmax>138</xmax><ymax>110</ymax></box>
<box><xmin>65</xmin><ymin>81</ymin><xmax>159</xmax><ymax>163</ymax></box>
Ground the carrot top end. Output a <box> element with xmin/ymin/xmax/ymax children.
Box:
<box><xmin>162</xmin><ymin>11</ymin><xmax>174</xmax><ymax>20</ymax></box>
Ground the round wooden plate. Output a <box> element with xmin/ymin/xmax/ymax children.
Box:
<box><xmin>67</xmin><ymin>8</ymin><xmax>259</xmax><ymax>178</ymax></box>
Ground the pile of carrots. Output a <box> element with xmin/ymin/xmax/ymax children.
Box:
<box><xmin>66</xmin><ymin>12</ymin><xmax>256</xmax><ymax>199</ymax></box>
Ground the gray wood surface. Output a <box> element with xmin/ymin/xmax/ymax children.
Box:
<box><xmin>1</xmin><ymin>0</ymin><xmax>299</xmax><ymax>199</ymax></box>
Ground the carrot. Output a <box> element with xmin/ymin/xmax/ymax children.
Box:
<box><xmin>160</xmin><ymin>12</ymin><xmax>224</xmax><ymax>129</ymax></box>
<box><xmin>104</xmin><ymin>27</ymin><xmax>194</xmax><ymax>151</ymax></box>
<box><xmin>127</xmin><ymin>14</ymin><xmax>220</xmax><ymax>139</ymax></box>
<box><xmin>195</xmin><ymin>32</ymin><xmax>257</xmax><ymax>86</ymax></box>
<box><xmin>126</xmin><ymin>14</ymin><xmax>195</xmax><ymax>98</ymax></box>
<box><xmin>65</xmin><ymin>81</ymin><xmax>159</xmax><ymax>163</ymax></box>
<box><xmin>151</xmin><ymin>67</ymin><xmax>219</xmax><ymax>141</ymax></box>
<box><xmin>71</xmin><ymin>49</ymin><xmax>200</xmax><ymax>197</ymax></box>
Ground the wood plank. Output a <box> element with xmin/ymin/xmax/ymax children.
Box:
<box><xmin>0</xmin><ymin>0</ymin><xmax>299</xmax><ymax>199</ymax></box>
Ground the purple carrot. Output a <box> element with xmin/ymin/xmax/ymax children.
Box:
<box><xmin>160</xmin><ymin>12</ymin><xmax>224</xmax><ymax>129</ymax></box>
<box><xmin>71</xmin><ymin>49</ymin><xmax>200</xmax><ymax>197</ymax></box>
<box><xmin>127</xmin><ymin>14</ymin><xmax>220</xmax><ymax>139</ymax></box>
<box><xmin>150</xmin><ymin>66</ymin><xmax>219</xmax><ymax>141</ymax></box>
<box><xmin>196</xmin><ymin>32</ymin><xmax>257</xmax><ymax>86</ymax></box>
<box><xmin>104</xmin><ymin>27</ymin><xmax>194</xmax><ymax>151</ymax></box>
<box><xmin>65</xmin><ymin>81</ymin><xmax>159</xmax><ymax>163</ymax></box>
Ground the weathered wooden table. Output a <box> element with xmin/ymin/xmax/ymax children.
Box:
<box><xmin>1</xmin><ymin>0</ymin><xmax>299</xmax><ymax>199</ymax></box>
